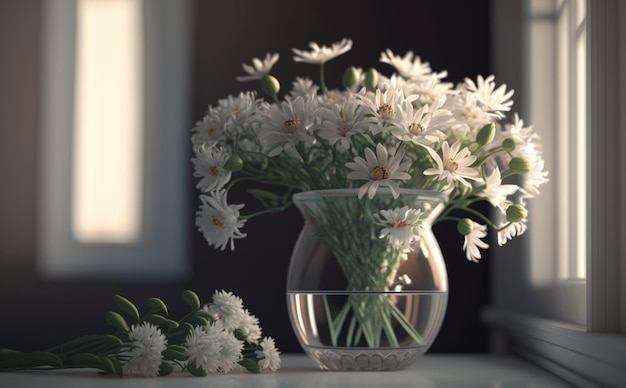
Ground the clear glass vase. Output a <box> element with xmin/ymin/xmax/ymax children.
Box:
<box><xmin>286</xmin><ymin>188</ymin><xmax>449</xmax><ymax>371</ymax></box>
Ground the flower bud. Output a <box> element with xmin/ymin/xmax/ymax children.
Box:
<box><xmin>342</xmin><ymin>66</ymin><xmax>359</xmax><ymax>89</ymax></box>
<box><xmin>508</xmin><ymin>156</ymin><xmax>532</xmax><ymax>174</ymax></box>
<box><xmin>502</xmin><ymin>138</ymin><xmax>516</xmax><ymax>152</ymax></box>
<box><xmin>261</xmin><ymin>74</ymin><xmax>280</xmax><ymax>97</ymax></box>
<box><xmin>224</xmin><ymin>155</ymin><xmax>244</xmax><ymax>172</ymax></box>
<box><xmin>182</xmin><ymin>289</ymin><xmax>200</xmax><ymax>310</ymax></box>
<box><xmin>105</xmin><ymin>311</ymin><xmax>129</xmax><ymax>331</ymax></box>
<box><xmin>364</xmin><ymin>68</ymin><xmax>378</xmax><ymax>92</ymax></box>
<box><xmin>457</xmin><ymin>218</ymin><xmax>474</xmax><ymax>236</ymax></box>
<box><xmin>476</xmin><ymin>122</ymin><xmax>496</xmax><ymax>146</ymax></box>
<box><xmin>506</xmin><ymin>204</ymin><xmax>527</xmax><ymax>222</ymax></box>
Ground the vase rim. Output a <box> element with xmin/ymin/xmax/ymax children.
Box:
<box><xmin>293</xmin><ymin>188</ymin><xmax>449</xmax><ymax>202</ymax></box>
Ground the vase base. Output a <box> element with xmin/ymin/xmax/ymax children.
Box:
<box><xmin>303</xmin><ymin>347</ymin><xmax>423</xmax><ymax>371</ymax></box>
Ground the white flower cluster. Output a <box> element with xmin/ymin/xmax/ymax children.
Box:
<box><xmin>191</xmin><ymin>38</ymin><xmax>548</xmax><ymax>262</ymax></box>
<box><xmin>0</xmin><ymin>290</ymin><xmax>279</xmax><ymax>378</ymax></box>
<box><xmin>120</xmin><ymin>290</ymin><xmax>280</xmax><ymax>377</ymax></box>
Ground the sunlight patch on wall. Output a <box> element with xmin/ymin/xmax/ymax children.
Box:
<box><xmin>72</xmin><ymin>0</ymin><xmax>144</xmax><ymax>243</ymax></box>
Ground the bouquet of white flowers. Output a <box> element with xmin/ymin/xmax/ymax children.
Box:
<box><xmin>192</xmin><ymin>37</ymin><xmax>548</xmax><ymax>262</ymax></box>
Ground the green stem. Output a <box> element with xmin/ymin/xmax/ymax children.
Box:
<box><xmin>319</xmin><ymin>63</ymin><xmax>327</xmax><ymax>94</ymax></box>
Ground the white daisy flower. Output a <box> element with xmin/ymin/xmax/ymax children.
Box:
<box><xmin>496</xmin><ymin>208</ymin><xmax>528</xmax><ymax>246</ymax></box>
<box><xmin>379</xmin><ymin>49</ymin><xmax>433</xmax><ymax>82</ymax></box>
<box><xmin>316</xmin><ymin>97</ymin><xmax>368</xmax><ymax>151</ymax></box>
<box><xmin>195</xmin><ymin>190</ymin><xmax>246</xmax><ymax>251</ymax></box>
<box><xmin>464</xmin><ymin>74</ymin><xmax>514</xmax><ymax>115</ymax></box>
<box><xmin>238</xmin><ymin>310</ymin><xmax>262</xmax><ymax>344</ymax></box>
<box><xmin>292</xmin><ymin>38</ymin><xmax>352</xmax><ymax>64</ymax></box>
<box><xmin>191</xmin><ymin>110</ymin><xmax>227</xmax><ymax>149</ymax></box>
<box><xmin>374</xmin><ymin>206</ymin><xmax>424</xmax><ymax>252</ymax></box>
<box><xmin>289</xmin><ymin>77</ymin><xmax>319</xmax><ymax>98</ymax></box>
<box><xmin>504</xmin><ymin>113</ymin><xmax>536</xmax><ymax>144</ymax></box>
<box><xmin>192</xmin><ymin>145</ymin><xmax>232</xmax><ymax>192</ymax></box>
<box><xmin>423</xmin><ymin>141</ymin><xmax>481</xmax><ymax>189</ymax></box>
<box><xmin>236</xmin><ymin>52</ymin><xmax>279</xmax><ymax>82</ymax></box>
<box><xmin>390</xmin><ymin>98</ymin><xmax>451</xmax><ymax>145</ymax></box>
<box><xmin>207</xmin><ymin>290</ymin><xmax>246</xmax><ymax>331</ymax></box>
<box><xmin>255</xmin><ymin>337</ymin><xmax>281</xmax><ymax>372</ymax></box>
<box><xmin>210</xmin><ymin>325</ymin><xmax>244</xmax><ymax>373</ymax></box>
<box><xmin>217</xmin><ymin>91</ymin><xmax>263</xmax><ymax>130</ymax></box>
<box><xmin>356</xmin><ymin>79</ymin><xmax>405</xmax><ymax>122</ymax></box>
<box><xmin>184</xmin><ymin>325</ymin><xmax>221</xmax><ymax>373</ymax></box>
<box><xmin>521</xmin><ymin>156</ymin><xmax>549</xmax><ymax>198</ymax></box>
<box><xmin>124</xmin><ymin>322</ymin><xmax>167</xmax><ymax>377</ymax></box>
<box><xmin>495</xmin><ymin>115</ymin><xmax>548</xmax><ymax>198</ymax></box>
<box><xmin>477</xmin><ymin>167</ymin><xmax>518</xmax><ymax>209</ymax></box>
<box><xmin>346</xmin><ymin>143</ymin><xmax>412</xmax><ymax>199</ymax></box>
<box><xmin>446</xmin><ymin>92</ymin><xmax>494</xmax><ymax>132</ymax></box>
<box><xmin>462</xmin><ymin>221</ymin><xmax>490</xmax><ymax>262</ymax></box>
<box><xmin>408</xmin><ymin>72</ymin><xmax>454</xmax><ymax>103</ymax></box>
<box><xmin>258</xmin><ymin>95</ymin><xmax>317</xmax><ymax>156</ymax></box>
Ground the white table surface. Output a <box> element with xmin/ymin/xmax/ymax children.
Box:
<box><xmin>0</xmin><ymin>353</ymin><xmax>573</xmax><ymax>387</ymax></box>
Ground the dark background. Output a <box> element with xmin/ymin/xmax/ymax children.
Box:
<box><xmin>0</xmin><ymin>0</ymin><xmax>491</xmax><ymax>354</ymax></box>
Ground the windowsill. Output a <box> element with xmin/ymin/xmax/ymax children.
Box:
<box><xmin>0</xmin><ymin>353</ymin><xmax>572</xmax><ymax>387</ymax></box>
<box><xmin>483</xmin><ymin>307</ymin><xmax>626</xmax><ymax>387</ymax></box>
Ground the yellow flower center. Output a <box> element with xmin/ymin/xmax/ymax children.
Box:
<box><xmin>447</xmin><ymin>158</ymin><xmax>459</xmax><ymax>171</ymax></box>
<box><xmin>408</xmin><ymin>123</ymin><xmax>425</xmax><ymax>135</ymax></box>
<box><xmin>209</xmin><ymin>166</ymin><xmax>219</xmax><ymax>176</ymax></box>
<box><xmin>377</xmin><ymin>104</ymin><xmax>396</xmax><ymax>117</ymax></box>
<box><xmin>207</xmin><ymin>127</ymin><xmax>217</xmax><ymax>136</ymax></box>
<box><xmin>211</xmin><ymin>216</ymin><xmax>224</xmax><ymax>226</ymax></box>
<box><xmin>387</xmin><ymin>221</ymin><xmax>409</xmax><ymax>228</ymax></box>
<box><xmin>284</xmin><ymin>118</ymin><xmax>301</xmax><ymax>132</ymax></box>
<box><xmin>369</xmin><ymin>166</ymin><xmax>389</xmax><ymax>180</ymax></box>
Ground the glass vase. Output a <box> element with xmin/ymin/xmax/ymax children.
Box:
<box><xmin>286</xmin><ymin>188</ymin><xmax>448</xmax><ymax>371</ymax></box>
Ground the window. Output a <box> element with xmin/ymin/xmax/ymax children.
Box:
<box><xmin>37</xmin><ymin>0</ymin><xmax>192</xmax><ymax>280</ymax></box>
<box><xmin>486</xmin><ymin>0</ymin><xmax>626</xmax><ymax>386</ymax></box>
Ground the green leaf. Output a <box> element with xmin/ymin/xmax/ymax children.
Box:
<box><xmin>182</xmin><ymin>290</ymin><xmax>201</xmax><ymax>310</ymax></box>
<box><xmin>1</xmin><ymin>351</ymin><xmax>62</xmax><ymax>369</ymax></box>
<box><xmin>238</xmin><ymin>358</ymin><xmax>260</xmax><ymax>373</ymax></box>
<box><xmin>192</xmin><ymin>309</ymin><xmax>214</xmax><ymax>320</ymax></box>
<box><xmin>113</xmin><ymin>295</ymin><xmax>140</xmax><ymax>322</ymax></box>
<box><xmin>248</xmin><ymin>189</ymin><xmax>282</xmax><ymax>208</ymax></box>
<box><xmin>186</xmin><ymin>362</ymin><xmax>207</xmax><ymax>376</ymax></box>
<box><xmin>110</xmin><ymin>358</ymin><xmax>124</xmax><ymax>377</ymax></box>
<box><xmin>145</xmin><ymin>313</ymin><xmax>167</xmax><ymax>325</ymax></box>
<box><xmin>144</xmin><ymin>313</ymin><xmax>179</xmax><ymax>328</ymax></box>
<box><xmin>67</xmin><ymin>352</ymin><xmax>101</xmax><ymax>367</ymax></box>
<box><xmin>147</xmin><ymin>297</ymin><xmax>169</xmax><ymax>315</ymax></box>
<box><xmin>105</xmin><ymin>311</ymin><xmax>129</xmax><ymax>331</ymax></box>
<box><xmin>158</xmin><ymin>362</ymin><xmax>174</xmax><ymax>376</ymax></box>
<box><xmin>0</xmin><ymin>348</ymin><xmax>20</xmax><ymax>362</ymax></box>
<box><xmin>99</xmin><ymin>357</ymin><xmax>117</xmax><ymax>375</ymax></box>
<box><xmin>163</xmin><ymin>319</ymin><xmax>180</xmax><ymax>329</ymax></box>
<box><xmin>166</xmin><ymin>324</ymin><xmax>192</xmax><ymax>345</ymax></box>
<box><xmin>28</xmin><ymin>352</ymin><xmax>63</xmax><ymax>368</ymax></box>
<box><xmin>233</xmin><ymin>328</ymin><xmax>247</xmax><ymax>341</ymax></box>
<box><xmin>187</xmin><ymin>315</ymin><xmax>208</xmax><ymax>327</ymax></box>
<box><xmin>248</xmin><ymin>188</ymin><xmax>279</xmax><ymax>201</ymax></box>
<box><xmin>167</xmin><ymin>344</ymin><xmax>186</xmax><ymax>354</ymax></box>
<box><xmin>162</xmin><ymin>348</ymin><xmax>187</xmax><ymax>361</ymax></box>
